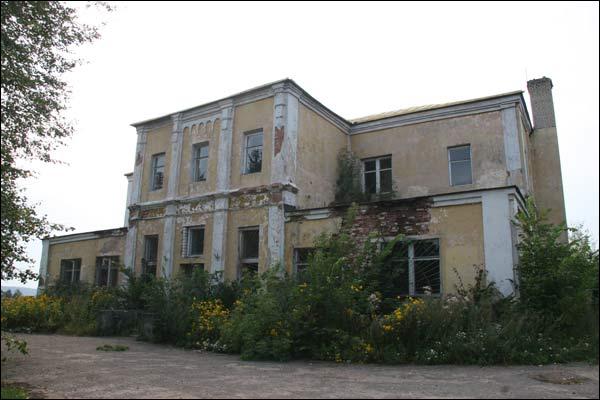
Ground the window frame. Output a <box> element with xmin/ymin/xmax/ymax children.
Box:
<box><xmin>380</xmin><ymin>237</ymin><xmax>441</xmax><ymax>296</ymax></box>
<box><xmin>150</xmin><ymin>153</ymin><xmax>166</xmax><ymax>191</ymax></box>
<box><xmin>238</xmin><ymin>226</ymin><xmax>260</xmax><ymax>278</ymax></box>
<box><xmin>185</xmin><ymin>225</ymin><xmax>205</xmax><ymax>257</ymax></box>
<box><xmin>180</xmin><ymin>263</ymin><xmax>205</xmax><ymax>277</ymax></box>
<box><xmin>60</xmin><ymin>258</ymin><xmax>81</xmax><ymax>284</ymax></box>
<box><xmin>243</xmin><ymin>129</ymin><xmax>263</xmax><ymax>174</ymax></box>
<box><xmin>95</xmin><ymin>256</ymin><xmax>120</xmax><ymax>287</ymax></box>
<box><xmin>448</xmin><ymin>144</ymin><xmax>473</xmax><ymax>186</ymax></box>
<box><xmin>293</xmin><ymin>247</ymin><xmax>314</xmax><ymax>275</ymax></box>
<box><xmin>192</xmin><ymin>142</ymin><xmax>209</xmax><ymax>182</ymax></box>
<box><xmin>362</xmin><ymin>155</ymin><xmax>393</xmax><ymax>194</ymax></box>
<box><xmin>143</xmin><ymin>235</ymin><xmax>159</xmax><ymax>276</ymax></box>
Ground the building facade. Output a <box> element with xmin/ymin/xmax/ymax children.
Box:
<box><xmin>38</xmin><ymin>77</ymin><xmax>566</xmax><ymax>297</ymax></box>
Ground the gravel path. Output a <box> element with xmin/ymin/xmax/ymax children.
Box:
<box><xmin>1</xmin><ymin>334</ymin><xmax>598</xmax><ymax>398</ymax></box>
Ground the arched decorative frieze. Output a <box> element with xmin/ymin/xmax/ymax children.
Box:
<box><xmin>206</xmin><ymin>120</ymin><xmax>213</xmax><ymax>135</ymax></box>
<box><xmin>181</xmin><ymin>114</ymin><xmax>221</xmax><ymax>134</ymax></box>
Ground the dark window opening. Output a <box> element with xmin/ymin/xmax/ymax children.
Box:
<box><xmin>60</xmin><ymin>259</ymin><xmax>81</xmax><ymax>284</ymax></box>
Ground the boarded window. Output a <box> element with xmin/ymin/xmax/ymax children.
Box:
<box><xmin>143</xmin><ymin>235</ymin><xmax>159</xmax><ymax>276</ymax></box>
<box><xmin>96</xmin><ymin>256</ymin><xmax>120</xmax><ymax>287</ymax></box>
<box><xmin>448</xmin><ymin>145</ymin><xmax>472</xmax><ymax>186</ymax></box>
<box><xmin>239</xmin><ymin>227</ymin><xmax>259</xmax><ymax>278</ymax></box>
<box><xmin>151</xmin><ymin>153</ymin><xmax>165</xmax><ymax>190</ymax></box>
<box><xmin>363</xmin><ymin>156</ymin><xmax>392</xmax><ymax>194</ymax></box>
<box><xmin>193</xmin><ymin>143</ymin><xmax>209</xmax><ymax>181</ymax></box>
<box><xmin>60</xmin><ymin>259</ymin><xmax>81</xmax><ymax>284</ymax></box>
<box><xmin>244</xmin><ymin>130</ymin><xmax>263</xmax><ymax>174</ymax></box>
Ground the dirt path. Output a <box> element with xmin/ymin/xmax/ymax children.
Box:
<box><xmin>1</xmin><ymin>334</ymin><xmax>598</xmax><ymax>398</ymax></box>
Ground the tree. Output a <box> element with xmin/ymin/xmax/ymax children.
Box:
<box><xmin>1</xmin><ymin>1</ymin><xmax>111</xmax><ymax>283</ymax></box>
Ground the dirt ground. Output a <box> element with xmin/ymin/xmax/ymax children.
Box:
<box><xmin>1</xmin><ymin>334</ymin><xmax>598</xmax><ymax>399</ymax></box>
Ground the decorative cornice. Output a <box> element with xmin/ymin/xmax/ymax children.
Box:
<box><xmin>46</xmin><ymin>227</ymin><xmax>127</xmax><ymax>245</ymax></box>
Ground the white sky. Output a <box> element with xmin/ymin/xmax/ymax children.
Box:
<box><xmin>4</xmin><ymin>1</ymin><xmax>599</xmax><ymax>289</ymax></box>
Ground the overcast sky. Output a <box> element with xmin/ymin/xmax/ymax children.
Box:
<box><xmin>4</xmin><ymin>1</ymin><xmax>599</xmax><ymax>289</ymax></box>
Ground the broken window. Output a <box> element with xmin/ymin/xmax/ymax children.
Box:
<box><xmin>180</xmin><ymin>263</ymin><xmax>204</xmax><ymax>277</ymax></box>
<box><xmin>244</xmin><ymin>130</ymin><xmax>263</xmax><ymax>174</ymax></box>
<box><xmin>363</xmin><ymin>156</ymin><xmax>392</xmax><ymax>194</ymax></box>
<box><xmin>239</xmin><ymin>227</ymin><xmax>259</xmax><ymax>278</ymax></box>
<box><xmin>193</xmin><ymin>143</ymin><xmax>209</xmax><ymax>181</ymax></box>
<box><xmin>385</xmin><ymin>239</ymin><xmax>440</xmax><ymax>296</ymax></box>
<box><xmin>95</xmin><ymin>256</ymin><xmax>120</xmax><ymax>287</ymax></box>
<box><xmin>185</xmin><ymin>226</ymin><xmax>205</xmax><ymax>257</ymax></box>
<box><xmin>294</xmin><ymin>248</ymin><xmax>314</xmax><ymax>276</ymax></box>
<box><xmin>151</xmin><ymin>153</ymin><xmax>165</xmax><ymax>190</ymax></box>
<box><xmin>448</xmin><ymin>145</ymin><xmax>472</xmax><ymax>186</ymax></box>
<box><xmin>60</xmin><ymin>259</ymin><xmax>81</xmax><ymax>284</ymax></box>
<box><xmin>143</xmin><ymin>235</ymin><xmax>159</xmax><ymax>276</ymax></box>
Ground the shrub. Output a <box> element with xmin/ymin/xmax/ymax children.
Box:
<box><xmin>1</xmin><ymin>294</ymin><xmax>63</xmax><ymax>332</ymax></box>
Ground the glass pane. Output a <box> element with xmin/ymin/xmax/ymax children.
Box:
<box><xmin>195</xmin><ymin>158</ymin><xmax>208</xmax><ymax>181</ymax></box>
<box><xmin>63</xmin><ymin>268</ymin><xmax>72</xmax><ymax>283</ymax></box>
<box><xmin>246</xmin><ymin>148</ymin><xmax>262</xmax><ymax>173</ymax></box>
<box><xmin>391</xmin><ymin>258</ymin><xmax>410</xmax><ymax>295</ymax></box>
<box><xmin>392</xmin><ymin>241</ymin><xmax>410</xmax><ymax>258</ymax></box>
<box><xmin>364</xmin><ymin>160</ymin><xmax>376</xmax><ymax>172</ymax></box>
<box><xmin>73</xmin><ymin>267</ymin><xmax>80</xmax><ymax>283</ymax></box>
<box><xmin>241</xmin><ymin>230</ymin><xmax>259</xmax><ymax>259</ymax></box>
<box><xmin>413</xmin><ymin>239</ymin><xmax>440</xmax><ymax>258</ymax></box>
<box><xmin>365</xmin><ymin>171</ymin><xmax>377</xmax><ymax>194</ymax></box>
<box><xmin>451</xmin><ymin>160</ymin><xmax>472</xmax><ymax>185</ymax></box>
<box><xmin>414</xmin><ymin>259</ymin><xmax>441</xmax><ymax>294</ymax></box>
<box><xmin>449</xmin><ymin>146</ymin><xmax>470</xmax><ymax>162</ymax></box>
<box><xmin>295</xmin><ymin>248</ymin><xmax>314</xmax><ymax>264</ymax></box>
<box><xmin>145</xmin><ymin>236</ymin><xmax>158</xmax><ymax>262</ymax></box>
<box><xmin>109</xmin><ymin>268</ymin><xmax>118</xmax><ymax>287</ymax></box>
<box><xmin>98</xmin><ymin>268</ymin><xmax>108</xmax><ymax>286</ymax></box>
<box><xmin>198</xmin><ymin>144</ymin><xmax>209</xmax><ymax>158</ymax></box>
<box><xmin>153</xmin><ymin>171</ymin><xmax>164</xmax><ymax>190</ymax></box>
<box><xmin>190</xmin><ymin>228</ymin><xmax>204</xmax><ymax>255</ymax></box>
<box><xmin>380</xmin><ymin>169</ymin><xmax>392</xmax><ymax>192</ymax></box>
<box><xmin>379</xmin><ymin>157</ymin><xmax>392</xmax><ymax>170</ymax></box>
<box><xmin>246</xmin><ymin>133</ymin><xmax>263</xmax><ymax>148</ymax></box>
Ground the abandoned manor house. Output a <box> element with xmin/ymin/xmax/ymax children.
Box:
<box><xmin>37</xmin><ymin>77</ymin><xmax>566</xmax><ymax>297</ymax></box>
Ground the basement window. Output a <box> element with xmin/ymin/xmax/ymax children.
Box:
<box><xmin>180</xmin><ymin>263</ymin><xmax>205</xmax><ymax>277</ymax></box>
<box><xmin>363</xmin><ymin>156</ymin><xmax>392</xmax><ymax>194</ymax></box>
<box><xmin>239</xmin><ymin>227</ymin><xmax>259</xmax><ymax>278</ymax></box>
<box><xmin>385</xmin><ymin>239</ymin><xmax>440</xmax><ymax>296</ymax></box>
<box><xmin>244</xmin><ymin>130</ymin><xmax>263</xmax><ymax>174</ymax></box>
<box><xmin>60</xmin><ymin>259</ymin><xmax>81</xmax><ymax>284</ymax></box>
<box><xmin>448</xmin><ymin>145</ymin><xmax>472</xmax><ymax>186</ymax></box>
<box><xmin>143</xmin><ymin>235</ymin><xmax>159</xmax><ymax>276</ymax></box>
<box><xmin>96</xmin><ymin>256</ymin><xmax>120</xmax><ymax>287</ymax></box>
<box><xmin>192</xmin><ymin>143</ymin><xmax>209</xmax><ymax>182</ymax></box>
<box><xmin>151</xmin><ymin>153</ymin><xmax>165</xmax><ymax>190</ymax></box>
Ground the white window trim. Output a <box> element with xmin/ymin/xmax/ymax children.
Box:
<box><xmin>192</xmin><ymin>142</ymin><xmax>209</xmax><ymax>182</ymax></box>
<box><xmin>61</xmin><ymin>259</ymin><xmax>81</xmax><ymax>283</ymax></box>
<box><xmin>186</xmin><ymin>225</ymin><xmax>205</xmax><ymax>257</ymax></box>
<box><xmin>362</xmin><ymin>155</ymin><xmax>392</xmax><ymax>194</ymax></box>
<box><xmin>448</xmin><ymin>145</ymin><xmax>473</xmax><ymax>186</ymax></box>
<box><xmin>242</xmin><ymin>130</ymin><xmax>263</xmax><ymax>175</ymax></box>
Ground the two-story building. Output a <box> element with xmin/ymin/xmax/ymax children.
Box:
<box><xmin>38</xmin><ymin>77</ymin><xmax>566</xmax><ymax>296</ymax></box>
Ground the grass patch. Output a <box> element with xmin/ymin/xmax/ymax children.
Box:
<box><xmin>96</xmin><ymin>344</ymin><xmax>129</xmax><ymax>352</ymax></box>
<box><xmin>1</xmin><ymin>384</ymin><xmax>29</xmax><ymax>399</ymax></box>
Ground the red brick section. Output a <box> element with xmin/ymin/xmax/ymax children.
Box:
<box><xmin>274</xmin><ymin>126</ymin><xmax>284</xmax><ymax>156</ymax></box>
<box><xmin>343</xmin><ymin>198</ymin><xmax>432</xmax><ymax>246</ymax></box>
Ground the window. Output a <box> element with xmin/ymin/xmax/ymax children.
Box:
<box><xmin>184</xmin><ymin>226</ymin><xmax>205</xmax><ymax>257</ymax></box>
<box><xmin>192</xmin><ymin>143</ymin><xmax>209</xmax><ymax>181</ymax></box>
<box><xmin>239</xmin><ymin>227</ymin><xmax>259</xmax><ymax>277</ymax></box>
<box><xmin>244</xmin><ymin>130</ymin><xmax>263</xmax><ymax>174</ymax></box>
<box><xmin>448</xmin><ymin>145</ymin><xmax>472</xmax><ymax>186</ymax></box>
<box><xmin>363</xmin><ymin>156</ymin><xmax>392</xmax><ymax>194</ymax></box>
<box><xmin>385</xmin><ymin>239</ymin><xmax>440</xmax><ymax>296</ymax></box>
<box><xmin>180</xmin><ymin>263</ymin><xmax>204</xmax><ymax>277</ymax></box>
<box><xmin>143</xmin><ymin>235</ymin><xmax>159</xmax><ymax>276</ymax></box>
<box><xmin>96</xmin><ymin>256</ymin><xmax>120</xmax><ymax>287</ymax></box>
<box><xmin>294</xmin><ymin>248</ymin><xmax>314</xmax><ymax>275</ymax></box>
<box><xmin>151</xmin><ymin>153</ymin><xmax>165</xmax><ymax>190</ymax></box>
<box><xmin>60</xmin><ymin>259</ymin><xmax>81</xmax><ymax>284</ymax></box>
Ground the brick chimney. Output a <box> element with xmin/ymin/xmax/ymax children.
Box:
<box><xmin>527</xmin><ymin>76</ymin><xmax>567</xmax><ymax>241</ymax></box>
<box><xmin>527</xmin><ymin>77</ymin><xmax>556</xmax><ymax>129</ymax></box>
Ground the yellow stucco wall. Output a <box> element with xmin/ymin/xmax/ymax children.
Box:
<box><xmin>47</xmin><ymin>235</ymin><xmax>126</xmax><ymax>285</ymax></box>
<box><xmin>140</xmin><ymin>124</ymin><xmax>172</xmax><ymax>203</ymax></box>
<box><xmin>350</xmin><ymin>112</ymin><xmax>507</xmax><ymax>198</ymax></box>
<box><xmin>224</xmin><ymin>207</ymin><xmax>270</xmax><ymax>281</ymax></box>
<box><xmin>230</xmin><ymin>97</ymin><xmax>274</xmax><ymax>189</ymax></box>
<box><xmin>296</xmin><ymin>104</ymin><xmax>348</xmax><ymax>209</ymax></box>
<box><xmin>428</xmin><ymin>202</ymin><xmax>485</xmax><ymax>295</ymax></box>
<box><xmin>178</xmin><ymin>119</ymin><xmax>221</xmax><ymax>197</ymax></box>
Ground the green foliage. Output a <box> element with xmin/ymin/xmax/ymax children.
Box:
<box><xmin>96</xmin><ymin>344</ymin><xmax>129</xmax><ymax>352</ymax></box>
<box><xmin>1</xmin><ymin>1</ymin><xmax>111</xmax><ymax>283</ymax></box>
<box><xmin>334</xmin><ymin>151</ymin><xmax>366</xmax><ymax>204</ymax></box>
<box><xmin>1</xmin><ymin>384</ymin><xmax>29</xmax><ymax>400</ymax></box>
